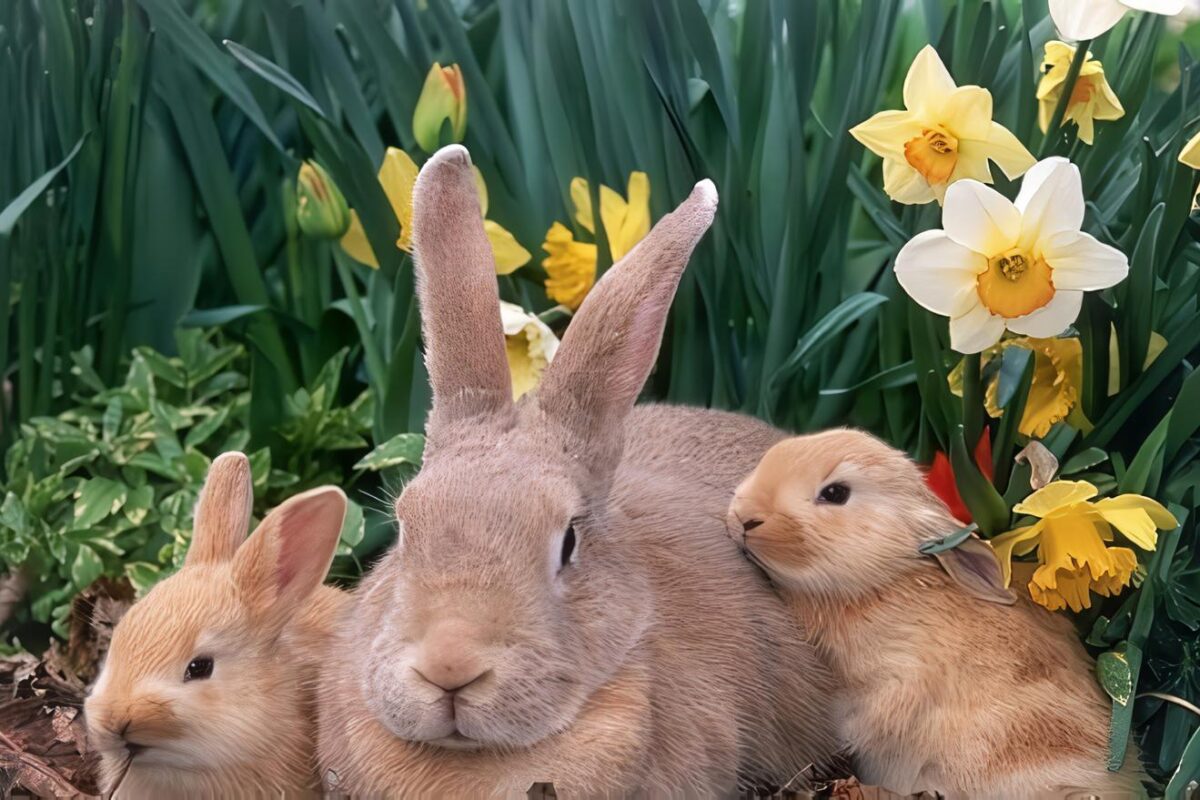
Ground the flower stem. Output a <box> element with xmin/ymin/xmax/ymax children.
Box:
<box><xmin>333</xmin><ymin>248</ymin><xmax>387</xmax><ymax>399</ymax></box>
<box><xmin>1039</xmin><ymin>39</ymin><xmax>1091</xmax><ymax>158</ymax></box>
<box><xmin>962</xmin><ymin>352</ymin><xmax>984</xmax><ymax>454</ymax></box>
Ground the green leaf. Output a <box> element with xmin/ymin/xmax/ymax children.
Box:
<box><xmin>917</xmin><ymin>524</ymin><xmax>978</xmax><ymax>555</ymax></box>
<box><xmin>73</xmin><ymin>477</ymin><xmax>129</xmax><ymax>529</ymax></box>
<box><xmin>223</xmin><ymin>40</ymin><xmax>325</xmax><ymax>117</ymax></box>
<box><xmin>949</xmin><ymin>425</ymin><xmax>1009</xmax><ymax>536</ymax></box>
<box><xmin>70</xmin><ymin>544</ymin><xmax>104</xmax><ymax>589</ymax></box>
<box><xmin>1096</xmin><ymin>647</ymin><xmax>1133</xmax><ymax>706</ymax></box>
<box><xmin>355</xmin><ymin>432</ymin><xmax>425</xmax><ymax>471</ymax></box>
<box><xmin>338</xmin><ymin>499</ymin><xmax>365</xmax><ymax>550</ymax></box>
<box><xmin>0</xmin><ymin>134</ymin><xmax>88</xmax><ymax>236</ymax></box>
<box><xmin>1060</xmin><ymin>448</ymin><xmax>1109</xmax><ymax>475</ymax></box>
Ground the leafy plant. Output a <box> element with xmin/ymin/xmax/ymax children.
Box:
<box><xmin>0</xmin><ymin>329</ymin><xmax>377</xmax><ymax>640</ymax></box>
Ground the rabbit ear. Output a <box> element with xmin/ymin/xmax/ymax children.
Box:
<box><xmin>187</xmin><ymin>452</ymin><xmax>254</xmax><ymax>566</ymax></box>
<box><xmin>411</xmin><ymin>145</ymin><xmax>512</xmax><ymax>425</ymax></box>
<box><xmin>932</xmin><ymin>535</ymin><xmax>1017</xmax><ymax>606</ymax></box>
<box><xmin>538</xmin><ymin>180</ymin><xmax>718</xmax><ymax>442</ymax></box>
<box><xmin>231</xmin><ymin>486</ymin><xmax>346</xmax><ymax>621</ymax></box>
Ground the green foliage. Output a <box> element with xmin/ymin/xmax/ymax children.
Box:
<box><xmin>0</xmin><ymin>330</ymin><xmax>374</xmax><ymax>639</ymax></box>
<box><xmin>2</xmin><ymin>0</ymin><xmax>1199</xmax><ymax>787</ymax></box>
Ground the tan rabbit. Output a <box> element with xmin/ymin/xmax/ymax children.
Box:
<box><xmin>316</xmin><ymin>145</ymin><xmax>838</xmax><ymax>796</ymax></box>
<box><xmin>727</xmin><ymin>429</ymin><xmax>1146</xmax><ymax>798</ymax></box>
<box><xmin>85</xmin><ymin>452</ymin><xmax>349</xmax><ymax>798</ymax></box>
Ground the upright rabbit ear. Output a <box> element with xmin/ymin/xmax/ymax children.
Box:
<box><xmin>187</xmin><ymin>452</ymin><xmax>254</xmax><ymax>566</ymax></box>
<box><xmin>411</xmin><ymin>145</ymin><xmax>512</xmax><ymax>428</ymax></box>
<box><xmin>231</xmin><ymin>487</ymin><xmax>346</xmax><ymax>622</ymax></box>
<box><xmin>538</xmin><ymin>180</ymin><xmax>718</xmax><ymax>452</ymax></box>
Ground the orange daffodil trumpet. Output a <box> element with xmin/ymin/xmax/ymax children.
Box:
<box><xmin>849</xmin><ymin>46</ymin><xmax>1035</xmax><ymax>204</ymax></box>
<box><xmin>340</xmin><ymin>147</ymin><xmax>530</xmax><ymax>274</ymax></box>
<box><xmin>990</xmin><ymin>480</ymin><xmax>1177</xmax><ymax>612</ymax></box>
<box><xmin>894</xmin><ymin>157</ymin><xmax>1129</xmax><ymax>353</ymax></box>
<box><xmin>1049</xmin><ymin>0</ymin><xmax>1185</xmax><ymax>42</ymax></box>
<box><xmin>1038</xmin><ymin>42</ymin><xmax>1123</xmax><ymax>145</ymax></box>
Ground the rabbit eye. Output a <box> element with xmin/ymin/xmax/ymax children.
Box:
<box><xmin>818</xmin><ymin>482</ymin><xmax>851</xmax><ymax>505</ymax></box>
<box><xmin>560</xmin><ymin>525</ymin><xmax>577</xmax><ymax>569</ymax></box>
<box><xmin>184</xmin><ymin>657</ymin><xmax>214</xmax><ymax>682</ymax></box>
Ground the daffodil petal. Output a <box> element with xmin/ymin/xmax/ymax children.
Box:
<box><xmin>849</xmin><ymin>110</ymin><xmax>926</xmax><ymax>162</ymax></box>
<box><xmin>570</xmin><ymin>177</ymin><xmax>595</xmax><ymax>234</ymax></box>
<box><xmin>1093</xmin><ymin>495</ymin><xmax>1177</xmax><ymax>549</ymax></box>
<box><xmin>950</xmin><ymin>141</ymin><xmax>995</xmax><ymax>184</ymax></box>
<box><xmin>943</xmin><ymin>180</ymin><xmax>1020</xmax><ymax>255</ymax></box>
<box><xmin>1015</xmin><ymin>157</ymin><xmax>1084</xmax><ymax>249</ymax></box>
<box><xmin>378</xmin><ymin>148</ymin><xmax>419</xmax><ymax>246</ymax></box>
<box><xmin>989</xmin><ymin>524</ymin><xmax>1042</xmax><ymax>587</ymax></box>
<box><xmin>1048</xmin><ymin>0</ymin><xmax>1128</xmax><ymax>41</ymax></box>
<box><xmin>894</xmin><ymin>230</ymin><xmax>988</xmax><ymax>316</ymax></box>
<box><xmin>1013</xmin><ymin>480</ymin><xmax>1098</xmax><ymax>518</ymax></box>
<box><xmin>485</xmin><ymin>220</ymin><xmax>532</xmax><ymax>275</ymax></box>
<box><xmin>938</xmin><ymin>86</ymin><xmax>993</xmax><ymax>141</ymax></box>
<box><xmin>1004</xmin><ymin>289</ymin><xmax>1082</xmax><ymax>338</ymax></box>
<box><xmin>903</xmin><ymin>45</ymin><xmax>956</xmax><ymax>116</ymax></box>
<box><xmin>1041</xmin><ymin>231</ymin><xmax>1129</xmax><ymax>290</ymax></box>
<box><xmin>339</xmin><ymin>211</ymin><xmax>380</xmax><ymax>269</ymax></box>
<box><xmin>617</xmin><ymin>171</ymin><xmax>651</xmax><ymax>258</ymax></box>
<box><xmin>882</xmin><ymin>158</ymin><xmax>939</xmax><ymax>205</ymax></box>
<box><xmin>983</xmin><ymin>122</ymin><xmax>1037</xmax><ymax>179</ymax></box>
<box><xmin>1121</xmin><ymin>0</ymin><xmax>1186</xmax><ymax>13</ymax></box>
<box><xmin>1179</xmin><ymin>130</ymin><xmax>1200</xmax><ymax>169</ymax></box>
<box><xmin>949</xmin><ymin>299</ymin><xmax>1006</xmax><ymax>354</ymax></box>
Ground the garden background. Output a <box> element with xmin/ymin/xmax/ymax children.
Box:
<box><xmin>1</xmin><ymin>0</ymin><xmax>1199</xmax><ymax>794</ymax></box>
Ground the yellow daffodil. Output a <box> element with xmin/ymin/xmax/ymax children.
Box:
<box><xmin>1038</xmin><ymin>42</ymin><xmax>1123</xmax><ymax>145</ymax></box>
<box><xmin>895</xmin><ymin>157</ymin><xmax>1129</xmax><ymax>353</ymax></box>
<box><xmin>412</xmin><ymin>63</ymin><xmax>467</xmax><ymax>153</ymax></box>
<box><xmin>340</xmin><ymin>147</ymin><xmax>529</xmax><ymax>273</ymax></box>
<box><xmin>1108</xmin><ymin>328</ymin><xmax>1167</xmax><ymax>395</ymax></box>
<box><xmin>990</xmin><ymin>480</ymin><xmax>1176</xmax><ymax>612</ymax></box>
<box><xmin>499</xmin><ymin>300</ymin><xmax>559</xmax><ymax>399</ymax></box>
<box><xmin>542</xmin><ymin>172</ymin><xmax>651</xmax><ymax>310</ymax></box>
<box><xmin>948</xmin><ymin>336</ymin><xmax>1084</xmax><ymax>438</ymax></box>
<box><xmin>1049</xmin><ymin>0</ymin><xmax>1185</xmax><ymax>42</ymax></box>
<box><xmin>849</xmin><ymin>45</ymin><xmax>1035</xmax><ymax>205</ymax></box>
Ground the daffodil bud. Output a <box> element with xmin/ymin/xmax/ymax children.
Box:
<box><xmin>412</xmin><ymin>62</ymin><xmax>467</xmax><ymax>153</ymax></box>
<box><xmin>295</xmin><ymin>161</ymin><xmax>350</xmax><ymax>239</ymax></box>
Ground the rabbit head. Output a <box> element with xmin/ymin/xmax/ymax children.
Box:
<box><xmin>727</xmin><ymin>429</ymin><xmax>1013</xmax><ymax>605</ymax></box>
<box><xmin>85</xmin><ymin>453</ymin><xmax>347</xmax><ymax>789</ymax></box>
<box><xmin>354</xmin><ymin>145</ymin><xmax>718</xmax><ymax>751</ymax></box>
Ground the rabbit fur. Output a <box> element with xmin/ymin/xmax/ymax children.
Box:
<box><xmin>727</xmin><ymin>429</ymin><xmax>1146</xmax><ymax>799</ymax></box>
<box><xmin>315</xmin><ymin>145</ymin><xmax>838</xmax><ymax>797</ymax></box>
<box><xmin>85</xmin><ymin>453</ymin><xmax>349</xmax><ymax>798</ymax></box>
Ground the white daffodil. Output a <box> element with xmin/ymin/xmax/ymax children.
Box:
<box><xmin>894</xmin><ymin>157</ymin><xmax>1129</xmax><ymax>354</ymax></box>
<box><xmin>499</xmin><ymin>301</ymin><xmax>560</xmax><ymax>400</ymax></box>
<box><xmin>1049</xmin><ymin>0</ymin><xmax>1185</xmax><ymax>43</ymax></box>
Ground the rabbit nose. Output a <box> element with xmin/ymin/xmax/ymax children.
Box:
<box><xmin>412</xmin><ymin>620</ymin><xmax>491</xmax><ymax>695</ymax></box>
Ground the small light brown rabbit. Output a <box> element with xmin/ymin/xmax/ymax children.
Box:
<box><xmin>316</xmin><ymin>145</ymin><xmax>838</xmax><ymax>796</ymax></box>
<box><xmin>85</xmin><ymin>453</ymin><xmax>349</xmax><ymax>798</ymax></box>
<box><xmin>727</xmin><ymin>429</ymin><xmax>1146</xmax><ymax>799</ymax></box>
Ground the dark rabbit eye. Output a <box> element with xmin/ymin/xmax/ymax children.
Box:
<box><xmin>184</xmin><ymin>657</ymin><xmax>214</xmax><ymax>682</ymax></box>
<box><xmin>560</xmin><ymin>525</ymin><xmax>577</xmax><ymax>569</ymax></box>
<box><xmin>818</xmin><ymin>482</ymin><xmax>851</xmax><ymax>505</ymax></box>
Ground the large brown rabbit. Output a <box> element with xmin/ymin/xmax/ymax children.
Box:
<box><xmin>316</xmin><ymin>145</ymin><xmax>837</xmax><ymax>796</ymax></box>
<box><xmin>85</xmin><ymin>453</ymin><xmax>349</xmax><ymax>798</ymax></box>
<box><xmin>727</xmin><ymin>429</ymin><xmax>1147</xmax><ymax>798</ymax></box>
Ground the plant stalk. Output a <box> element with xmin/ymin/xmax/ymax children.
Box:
<box><xmin>1039</xmin><ymin>39</ymin><xmax>1092</xmax><ymax>158</ymax></box>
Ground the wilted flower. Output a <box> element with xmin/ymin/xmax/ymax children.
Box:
<box><xmin>295</xmin><ymin>161</ymin><xmax>350</xmax><ymax>239</ymax></box>
<box><xmin>500</xmin><ymin>301</ymin><xmax>559</xmax><ymax>399</ymax></box>
<box><xmin>1038</xmin><ymin>42</ymin><xmax>1123</xmax><ymax>145</ymax></box>
<box><xmin>894</xmin><ymin>157</ymin><xmax>1128</xmax><ymax>353</ymax></box>
<box><xmin>1049</xmin><ymin>0</ymin><xmax>1185</xmax><ymax>43</ymax></box>
<box><xmin>990</xmin><ymin>480</ymin><xmax>1176</xmax><ymax>612</ymax></box>
<box><xmin>340</xmin><ymin>147</ymin><xmax>529</xmax><ymax>273</ymax></box>
<box><xmin>542</xmin><ymin>172</ymin><xmax>650</xmax><ymax>310</ymax></box>
<box><xmin>849</xmin><ymin>45</ymin><xmax>1034</xmax><ymax>205</ymax></box>
<box><xmin>413</xmin><ymin>63</ymin><xmax>467</xmax><ymax>153</ymax></box>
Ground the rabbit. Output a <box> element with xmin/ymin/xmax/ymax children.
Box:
<box><xmin>726</xmin><ymin>429</ymin><xmax>1146</xmax><ymax>799</ymax></box>
<box><xmin>85</xmin><ymin>452</ymin><xmax>350</xmax><ymax>799</ymax></box>
<box><xmin>315</xmin><ymin>144</ymin><xmax>838</xmax><ymax>797</ymax></box>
